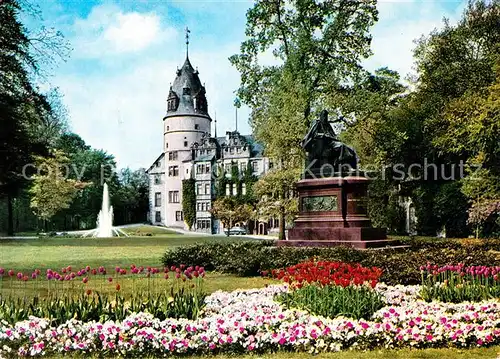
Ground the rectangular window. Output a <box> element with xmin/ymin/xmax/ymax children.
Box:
<box><xmin>154</xmin><ymin>174</ymin><xmax>161</xmax><ymax>185</ymax></box>
<box><xmin>155</xmin><ymin>192</ymin><xmax>161</xmax><ymax>207</ymax></box>
<box><xmin>184</xmin><ymin>141</ymin><xmax>188</xmax><ymax>147</ymax></box>
<box><xmin>168</xmin><ymin>166</ymin><xmax>179</xmax><ymax>177</ymax></box>
<box><xmin>168</xmin><ymin>151</ymin><xmax>178</xmax><ymax>161</ymax></box>
<box><xmin>168</xmin><ymin>191</ymin><xmax>179</xmax><ymax>203</ymax></box>
<box><xmin>251</xmin><ymin>161</ymin><xmax>258</xmax><ymax>172</ymax></box>
<box><xmin>155</xmin><ymin>211</ymin><xmax>161</xmax><ymax>222</ymax></box>
<box><xmin>232</xmin><ymin>183</ymin><xmax>237</xmax><ymax>196</ymax></box>
<box><xmin>195</xmin><ymin>124</ymin><xmax>199</xmax><ymax>130</ymax></box>
<box><xmin>224</xmin><ymin>163</ymin><xmax>231</xmax><ymax>172</ymax></box>
<box><xmin>198</xmin><ymin>219</ymin><xmax>210</xmax><ymax>229</ymax></box>
<box><xmin>206</xmin><ymin>202</ymin><xmax>210</xmax><ymax>211</ymax></box>
<box><xmin>197</xmin><ymin>184</ymin><xmax>202</xmax><ymax>195</ymax></box>
<box><xmin>205</xmin><ymin>164</ymin><xmax>210</xmax><ymax>173</ymax></box>
<box><xmin>196</xmin><ymin>164</ymin><xmax>202</xmax><ymax>174</ymax></box>
<box><xmin>176</xmin><ymin>211</ymin><xmax>183</xmax><ymax>221</ymax></box>
<box><xmin>205</xmin><ymin>183</ymin><xmax>210</xmax><ymax>194</ymax></box>
<box><xmin>225</xmin><ymin>183</ymin><xmax>230</xmax><ymax>196</ymax></box>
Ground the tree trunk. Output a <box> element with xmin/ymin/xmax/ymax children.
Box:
<box><xmin>279</xmin><ymin>209</ymin><xmax>285</xmax><ymax>241</ymax></box>
<box><xmin>7</xmin><ymin>193</ymin><xmax>14</xmax><ymax>236</ymax></box>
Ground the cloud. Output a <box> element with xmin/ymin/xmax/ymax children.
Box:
<box><xmin>71</xmin><ymin>4</ymin><xmax>176</xmax><ymax>58</ymax></box>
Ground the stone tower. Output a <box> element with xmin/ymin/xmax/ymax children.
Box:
<box><xmin>163</xmin><ymin>52</ymin><xmax>211</xmax><ymax>228</ymax></box>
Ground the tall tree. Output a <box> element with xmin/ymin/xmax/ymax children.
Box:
<box><xmin>231</xmin><ymin>0</ymin><xmax>378</xmax><ymax>164</ymax></box>
<box><xmin>253</xmin><ymin>167</ymin><xmax>300</xmax><ymax>240</ymax></box>
<box><xmin>0</xmin><ymin>0</ymin><xmax>68</xmax><ymax>235</ymax></box>
<box><xmin>29</xmin><ymin>150</ymin><xmax>87</xmax><ymax>230</ymax></box>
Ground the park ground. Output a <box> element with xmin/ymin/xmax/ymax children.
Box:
<box><xmin>1</xmin><ymin>225</ymin><xmax>499</xmax><ymax>359</ymax></box>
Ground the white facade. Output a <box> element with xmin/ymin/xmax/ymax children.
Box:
<box><xmin>147</xmin><ymin>154</ymin><xmax>166</xmax><ymax>224</ymax></box>
<box><xmin>147</xmin><ymin>54</ymin><xmax>277</xmax><ymax>234</ymax></box>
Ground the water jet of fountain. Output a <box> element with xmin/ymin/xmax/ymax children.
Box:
<box><xmin>83</xmin><ymin>183</ymin><xmax>129</xmax><ymax>238</ymax></box>
<box><xmin>96</xmin><ymin>183</ymin><xmax>113</xmax><ymax>237</ymax></box>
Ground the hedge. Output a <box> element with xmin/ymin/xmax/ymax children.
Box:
<box><xmin>161</xmin><ymin>238</ymin><xmax>500</xmax><ymax>285</ymax></box>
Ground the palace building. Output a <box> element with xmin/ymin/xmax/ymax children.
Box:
<box><xmin>146</xmin><ymin>35</ymin><xmax>277</xmax><ymax>235</ymax></box>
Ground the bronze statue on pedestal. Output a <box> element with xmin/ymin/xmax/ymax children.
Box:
<box><xmin>302</xmin><ymin>110</ymin><xmax>358</xmax><ymax>178</ymax></box>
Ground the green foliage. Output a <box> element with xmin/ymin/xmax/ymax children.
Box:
<box><xmin>162</xmin><ymin>241</ymin><xmax>276</xmax><ymax>276</ymax></box>
<box><xmin>277</xmin><ymin>284</ymin><xmax>385</xmax><ymax>320</ymax></box>
<box><xmin>231</xmin><ymin>0</ymin><xmax>378</xmax><ymax>173</ymax></box>
<box><xmin>367</xmin><ymin>177</ymin><xmax>406</xmax><ymax>234</ymax></box>
<box><xmin>0</xmin><ymin>0</ymin><xmax>69</xmax><ymax>235</ymax></box>
<box><xmin>253</xmin><ymin>168</ymin><xmax>300</xmax><ymax>240</ymax></box>
<box><xmin>162</xmin><ymin>239</ymin><xmax>500</xmax><ymax>285</ymax></box>
<box><xmin>182</xmin><ymin>178</ymin><xmax>196</xmax><ymax>230</ymax></box>
<box><xmin>210</xmin><ymin>197</ymin><xmax>254</xmax><ymax>235</ymax></box>
<box><xmin>29</xmin><ymin>150</ymin><xmax>88</xmax><ymax>222</ymax></box>
<box><xmin>0</xmin><ymin>288</ymin><xmax>206</xmax><ymax>326</ymax></box>
<box><xmin>420</xmin><ymin>270</ymin><xmax>500</xmax><ymax>303</ymax></box>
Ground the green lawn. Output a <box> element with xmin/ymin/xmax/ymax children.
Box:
<box><xmin>42</xmin><ymin>347</ymin><xmax>500</xmax><ymax>358</ymax></box>
<box><xmin>0</xmin><ymin>232</ymin><xmax>270</xmax><ymax>297</ymax></box>
<box><xmin>0</xmin><ymin>233</ymin><xmax>246</xmax><ymax>273</ymax></box>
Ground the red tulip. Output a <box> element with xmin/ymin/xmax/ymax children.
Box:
<box><xmin>82</xmin><ymin>277</ymin><xmax>89</xmax><ymax>284</ymax></box>
<box><xmin>115</xmin><ymin>284</ymin><xmax>121</xmax><ymax>291</ymax></box>
<box><xmin>108</xmin><ymin>277</ymin><xmax>113</xmax><ymax>282</ymax></box>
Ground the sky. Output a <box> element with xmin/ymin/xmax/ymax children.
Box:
<box><xmin>31</xmin><ymin>0</ymin><xmax>466</xmax><ymax>169</ymax></box>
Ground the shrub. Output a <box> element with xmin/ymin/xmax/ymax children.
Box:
<box><xmin>162</xmin><ymin>239</ymin><xmax>500</xmax><ymax>285</ymax></box>
<box><xmin>420</xmin><ymin>264</ymin><xmax>500</xmax><ymax>303</ymax></box>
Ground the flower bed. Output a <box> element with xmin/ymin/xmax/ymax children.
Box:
<box><xmin>420</xmin><ymin>264</ymin><xmax>500</xmax><ymax>302</ymax></box>
<box><xmin>1</xmin><ymin>283</ymin><xmax>500</xmax><ymax>357</ymax></box>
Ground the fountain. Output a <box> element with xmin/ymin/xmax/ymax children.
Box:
<box><xmin>84</xmin><ymin>183</ymin><xmax>129</xmax><ymax>237</ymax></box>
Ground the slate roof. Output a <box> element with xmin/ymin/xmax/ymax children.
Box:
<box><xmin>193</xmin><ymin>153</ymin><xmax>215</xmax><ymax>163</ymax></box>
<box><xmin>215</xmin><ymin>135</ymin><xmax>264</xmax><ymax>158</ymax></box>
<box><xmin>164</xmin><ymin>56</ymin><xmax>210</xmax><ymax>120</ymax></box>
<box><xmin>146</xmin><ymin>153</ymin><xmax>164</xmax><ymax>173</ymax></box>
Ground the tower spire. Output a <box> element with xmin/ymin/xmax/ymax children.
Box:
<box><xmin>185</xmin><ymin>26</ymin><xmax>191</xmax><ymax>58</ymax></box>
<box><xmin>214</xmin><ymin>110</ymin><xmax>217</xmax><ymax>138</ymax></box>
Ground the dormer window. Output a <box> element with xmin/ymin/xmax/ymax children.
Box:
<box><xmin>167</xmin><ymin>89</ymin><xmax>179</xmax><ymax>111</ymax></box>
<box><xmin>183</xmin><ymin>87</ymin><xmax>190</xmax><ymax>95</ymax></box>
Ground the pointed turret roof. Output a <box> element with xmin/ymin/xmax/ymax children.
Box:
<box><xmin>164</xmin><ymin>55</ymin><xmax>210</xmax><ymax>120</ymax></box>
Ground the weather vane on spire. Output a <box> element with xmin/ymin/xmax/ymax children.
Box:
<box><xmin>185</xmin><ymin>26</ymin><xmax>190</xmax><ymax>57</ymax></box>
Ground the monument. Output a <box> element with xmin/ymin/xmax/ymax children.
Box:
<box><xmin>281</xmin><ymin>110</ymin><xmax>398</xmax><ymax>249</ymax></box>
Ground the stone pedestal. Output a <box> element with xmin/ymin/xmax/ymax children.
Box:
<box><xmin>281</xmin><ymin>176</ymin><xmax>398</xmax><ymax>249</ymax></box>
